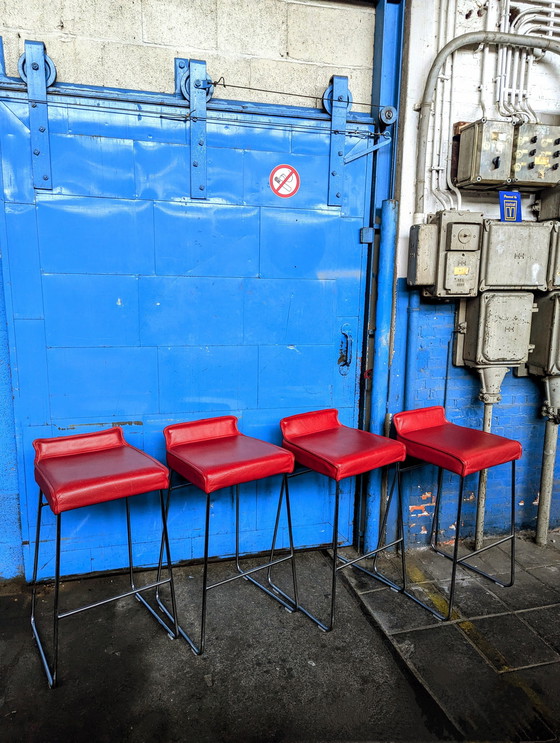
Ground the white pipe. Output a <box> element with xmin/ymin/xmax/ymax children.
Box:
<box><xmin>415</xmin><ymin>31</ymin><xmax>560</xmax><ymax>219</ymax></box>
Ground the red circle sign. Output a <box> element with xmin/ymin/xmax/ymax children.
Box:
<box><xmin>269</xmin><ymin>164</ymin><xmax>301</xmax><ymax>198</ymax></box>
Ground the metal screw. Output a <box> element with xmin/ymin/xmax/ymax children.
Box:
<box><xmin>198</xmin><ymin>140</ymin><xmax>204</xmax><ymax>146</ymax></box>
<box><xmin>338</xmin><ymin>151</ymin><xmax>343</xmax><ymax>157</ymax></box>
<box><xmin>199</xmin><ymin>185</ymin><xmax>205</xmax><ymax>191</ymax></box>
<box><xmin>332</xmin><ymin>171</ymin><xmax>337</xmax><ymax>176</ymax></box>
<box><xmin>31</xmin><ymin>62</ymin><xmax>39</xmax><ymax>71</ymax></box>
<box><xmin>43</xmin><ymin>175</ymin><xmax>49</xmax><ymax>181</ymax></box>
<box><xmin>31</xmin><ymin>103</ymin><xmax>37</xmax><ymax>108</ymax></box>
<box><xmin>39</xmin><ymin>126</ymin><xmax>45</xmax><ymax>132</ymax></box>
<box><xmin>336</xmin><ymin>192</ymin><xmax>341</xmax><ymax>198</ymax></box>
<box><xmin>178</xmin><ymin>61</ymin><xmax>186</xmax><ymax>69</ymax></box>
<box><xmin>193</xmin><ymin>161</ymin><xmax>198</xmax><ymax>167</ymax></box>
<box><xmin>338</xmin><ymin>95</ymin><xmax>343</xmax><ymax>101</ymax></box>
<box><xmin>33</xmin><ymin>149</ymin><xmax>40</xmax><ymax>156</ymax></box>
<box><xmin>195</xmin><ymin>81</ymin><xmax>201</xmax><ymax>88</ymax></box>
<box><xmin>385</xmin><ymin>109</ymin><xmax>394</xmax><ymax>120</ymax></box>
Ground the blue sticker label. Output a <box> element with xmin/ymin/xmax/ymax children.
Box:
<box><xmin>499</xmin><ymin>191</ymin><xmax>522</xmax><ymax>222</ymax></box>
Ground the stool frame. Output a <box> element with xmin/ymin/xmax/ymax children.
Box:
<box><xmin>281</xmin><ymin>464</ymin><xmax>406</xmax><ymax>633</ymax></box>
<box><xmin>31</xmin><ymin>488</ymin><xmax>179</xmax><ymax>688</ymax></box>
<box><xmin>157</xmin><ymin>470</ymin><xmax>299</xmax><ymax>656</ymax></box>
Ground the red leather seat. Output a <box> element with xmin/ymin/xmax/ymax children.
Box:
<box><xmin>30</xmin><ymin>427</ymin><xmax>178</xmax><ymax>688</ymax></box>
<box><xmin>34</xmin><ymin>427</ymin><xmax>169</xmax><ymax>514</ymax></box>
<box><xmin>281</xmin><ymin>408</ymin><xmax>406</xmax><ymax>479</ymax></box>
<box><xmin>279</xmin><ymin>409</ymin><xmax>407</xmax><ymax>632</ymax></box>
<box><xmin>392</xmin><ymin>406</ymin><xmax>522</xmax><ymax>476</ymax></box>
<box><xmin>165</xmin><ymin>416</ymin><xmax>294</xmax><ymax>493</ymax></box>
<box><xmin>163</xmin><ymin>416</ymin><xmax>297</xmax><ymax>655</ymax></box>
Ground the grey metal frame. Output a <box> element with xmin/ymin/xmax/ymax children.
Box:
<box><xmin>403</xmin><ymin>460</ymin><xmax>516</xmax><ymax>621</ymax></box>
<box><xmin>157</xmin><ymin>471</ymin><xmax>299</xmax><ymax>656</ymax></box>
<box><xmin>285</xmin><ymin>464</ymin><xmax>406</xmax><ymax>633</ymax></box>
<box><xmin>30</xmin><ymin>489</ymin><xmax>179</xmax><ymax>688</ymax></box>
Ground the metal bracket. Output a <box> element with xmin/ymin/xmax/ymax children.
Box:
<box><xmin>187</xmin><ymin>60</ymin><xmax>210</xmax><ymax>199</ymax></box>
<box><xmin>344</xmin><ymin>133</ymin><xmax>391</xmax><ymax>164</ymax></box>
<box><xmin>21</xmin><ymin>41</ymin><xmax>55</xmax><ymax>190</ymax></box>
<box><xmin>326</xmin><ymin>76</ymin><xmax>350</xmax><ymax>207</ymax></box>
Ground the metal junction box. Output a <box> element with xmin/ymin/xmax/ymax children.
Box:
<box><xmin>463</xmin><ymin>291</ymin><xmax>535</xmax><ymax>367</ymax></box>
<box><xmin>480</xmin><ymin>220</ymin><xmax>552</xmax><ymax>291</ymax></box>
<box><xmin>528</xmin><ymin>292</ymin><xmax>560</xmax><ymax>376</ymax></box>
<box><xmin>456</xmin><ymin>120</ymin><xmax>514</xmax><ymax>189</ymax></box>
<box><xmin>407</xmin><ymin>211</ymin><xmax>483</xmax><ymax>297</ymax></box>
<box><xmin>547</xmin><ymin>223</ymin><xmax>560</xmax><ymax>289</ymax></box>
<box><xmin>511</xmin><ymin>123</ymin><xmax>560</xmax><ymax>189</ymax></box>
<box><xmin>538</xmin><ymin>184</ymin><xmax>560</xmax><ymax>221</ymax></box>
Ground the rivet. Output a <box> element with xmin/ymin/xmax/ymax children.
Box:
<box><xmin>193</xmin><ymin>161</ymin><xmax>198</xmax><ymax>167</ymax></box>
<box><xmin>336</xmin><ymin>192</ymin><xmax>341</xmax><ymax>198</ymax></box>
<box><xmin>198</xmin><ymin>140</ymin><xmax>204</xmax><ymax>146</ymax></box>
<box><xmin>31</xmin><ymin>62</ymin><xmax>39</xmax><ymax>71</ymax></box>
<box><xmin>338</xmin><ymin>95</ymin><xmax>343</xmax><ymax>101</ymax></box>
<box><xmin>31</xmin><ymin>103</ymin><xmax>37</xmax><ymax>108</ymax></box>
<box><xmin>338</xmin><ymin>151</ymin><xmax>343</xmax><ymax>156</ymax></box>
<box><xmin>199</xmin><ymin>185</ymin><xmax>205</xmax><ymax>191</ymax></box>
<box><xmin>178</xmin><ymin>61</ymin><xmax>186</xmax><ymax>69</ymax></box>
<box><xmin>39</xmin><ymin>126</ymin><xmax>45</xmax><ymax>132</ymax></box>
<box><xmin>33</xmin><ymin>149</ymin><xmax>40</xmax><ymax>156</ymax></box>
<box><xmin>195</xmin><ymin>81</ymin><xmax>201</xmax><ymax>88</ymax></box>
<box><xmin>43</xmin><ymin>175</ymin><xmax>49</xmax><ymax>181</ymax></box>
<box><xmin>332</xmin><ymin>171</ymin><xmax>337</xmax><ymax>176</ymax></box>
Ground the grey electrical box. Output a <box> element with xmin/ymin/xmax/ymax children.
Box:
<box><xmin>456</xmin><ymin>120</ymin><xmax>514</xmax><ymax>189</ymax></box>
<box><xmin>407</xmin><ymin>211</ymin><xmax>483</xmax><ymax>297</ymax></box>
<box><xmin>463</xmin><ymin>291</ymin><xmax>534</xmax><ymax>366</ymax></box>
<box><xmin>408</xmin><ymin>223</ymin><xmax>437</xmax><ymax>287</ymax></box>
<box><xmin>528</xmin><ymin>292</ymin><xmax>560</xmax><ymax>376</ymax></box>
<box><xmin>479</xmin><ymin>220</ymin><xmax>552</xmax><ymax>291</ymax></box>
<box><xmin>511</xmin><ymin>123</ymin><xmax>560</xmax><ymax>189</ymax></box>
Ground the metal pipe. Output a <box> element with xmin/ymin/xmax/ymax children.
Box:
<box><xmin>475</xmin><ymin>402</ymin><xmax>494</xmax><ymax>550</ymax></box>
<box><xmin>370</xmin><ymin>199</ymin><xmax>399</xmax><ymax>435</ymax></box>
<box><xmin>414</xmin><ymin>31</ymin><xmax>560</xmax><ymax>219</ymax></box>
<box><xmin>537</xmin><ymin>419</ymin><xmax>558</xmax><ymax>546</ymax></box>
<box><xmin>404</xmin><ymin>290</ymin><xmax>421</xmax><ymax>411</ymax></box>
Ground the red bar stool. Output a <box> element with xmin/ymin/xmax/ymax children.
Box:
<box><xmin>392</xmin><ymin>406</ymin><xmax>522</xmax><ymax>620</ymax></box>
<box><xmin>280</xmin><ymin>409</ymin><xmax>407</xmax><ymax>632</ymax></box>
<box><xmin>31</xmin><ymin>427</ymin><xmax>179</xmax><ymax>688</ymax></box>
<box><xmin>161</xmin><ymin>416</ymin><xmax>297</xmax><ymax>655</ymax></box>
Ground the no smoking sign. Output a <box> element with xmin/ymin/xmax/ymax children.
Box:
<box><xmin>269</xmin><ymin>164</ymin><xmax>300</xmax><ymax>198</ymax></box>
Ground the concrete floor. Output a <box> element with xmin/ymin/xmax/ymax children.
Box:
<box><xmin>1</xmin><ymin>532</ymin><xmax>559</xmax><ymax>742</ymax></box>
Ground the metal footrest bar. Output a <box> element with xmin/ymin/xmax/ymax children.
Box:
<box><xmin>160</xmin><ymin>472</ymin><xmax>298</xmax><ymax>655</ymax></box>
<box><xmin>289</xmin><ymin>463</ymin><xmax>405</xmax><ymax>633</ymax></box>
<box><xmin>30</xmin><ymin>489</ymin><xmax>179</xmax><ymax>688</ymax></box>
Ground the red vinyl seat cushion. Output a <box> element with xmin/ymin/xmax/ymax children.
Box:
<box><xmin>164</xmin><ymin>417</ymin><xmax>295</xmax><ymax>494</ymax></box>
<box><xmin>280</xmin><ymin>409</ymin><xmax>406</xmax><ymax>481</ymax></box>
<box><xmin>392</xmin><ymin>406</ymin><xmax>522</xmax><ymax>477</ymax></box>
<box><xmin>33</xmin><ymin>428</ymin><xmax>169</xmax><ymax>515</ymax></box>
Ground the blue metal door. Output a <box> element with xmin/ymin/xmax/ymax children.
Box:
<box><xmin>0</xmin><ymin>43</ymin><xmax>381</xmax><ymax>579</ymax></box>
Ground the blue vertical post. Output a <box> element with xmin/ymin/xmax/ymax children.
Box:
<box><xmin>364</xmin><ymin>0</ymin><xmax>406</xmax><ymax>553</ymax></box>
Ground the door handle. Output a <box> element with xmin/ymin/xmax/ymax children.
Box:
<box><xmin>338</xmin><ymin>323</ymin><xmax>353</xmax><ymax>376</ymax></box>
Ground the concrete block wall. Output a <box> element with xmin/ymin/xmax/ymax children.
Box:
<box><xmin>0</xmin><ymin>0</ymin><xmax>375</xmax><ymax>112</ymax></box>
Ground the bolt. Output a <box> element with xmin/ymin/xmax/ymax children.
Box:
<box><xmin>39</xmin><ymin>126</ymin><xmax>45</xmax><ymax>132</ymax></box>
<box><xmin>195</xmin><ymin>81</ymin><xmax>201</xmax><ymax>88</ymax></box>
<box><xmin>336</xmin><ymin>192</ymin><xmax>341</xmax><ymax>198</ymax></box>
<box><xmin>192</xmin><ymin>116</ymin><xmax>197</xmax><ymax>122</ymax></box>
<box><xmin>338</xmin><ymin>95</ymin><xmax>343</xmax><ymax>101</ymax></box>
<box><xmin>31</xmin><ymin>62</ymin><xmax>39</xmax><ymax>71</ymax></box>
<box><xmin>199</xmin><ymin>185</ymin><xmax>205</xmax><ymax>191</ymax></box>
<box><xmin>178</xmin><ymin>61</ymin><xmax>186</xmax><ymax>69</ymax></box>
<box><xmin>385</xmin><ymin>109</ymin><xmax>394</xmax><ymax>120</ymax></box>
<box><xmin>193</xmin><ymin>161</ymin><xmax>198</xmax><ymax>167</ymax></box>
<box><xmin>43</xmin><ymin>175</ymin><xmax>49</xmax><ymax>181</ymax></box>
<box><xmin>33</xmin><ymin>149</ymin><xmax>40</xmax><ymax>156</ymax></box>
<box><xmin>31</xmin><ymin>103</ymin><xmax>37</xmax><ymax>108</ymax></box>
<box><xmin>332</xmin><ymin>171</ymin><xmax>337</xmax><ymax>176</ymax></box>
<box><xmin>198</xmin><ymin>140</ymin><xmax>204</xmax><ymax>146</ymax></box>
<box><xmin>338</xmin><ymin>150</ymin><xmax>343</xmax><ymax>156</ymax></box>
